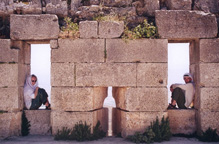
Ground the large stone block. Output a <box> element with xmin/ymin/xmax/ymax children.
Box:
<box><xmin>168</xmin><ymin>109</ymin><xmax>196</xmax><ymax>134</ymax></box>
<box><xmin>45</xmin><ymin>0</ymin><xmax>68</xmax><ymax>17</ymax></box>
<box><xmin>79</xmin><ymin>21</ymin><xmax>98</xmax><ymax>38</ymax></box>
<box><xmin>10</xmin><ymin>14</ymin><xmax>59</xmax><ymax>40</ymax></box>
<box><xmin>137</xmin><ymin>63</ymin><xmax>167</xmax><ymax>86</ymax></box>
<box><xmin>0</xmin><ymin>39</ymin><xmax>19</xmax><ymax>63</ymax></box>
<box><xmin>200</xmin><ymin>63</ymin><xmax>219</xmax><ymax>87</ymax></box>
<box><xmin>106</xmin><ymin>39</ymin><xmax>167</xmax><ymax>62</ymax></box>
<box><xmin>0</xmin><ymin>112</ymin><xmax>21</xmax><ymax>139</ymax></box>
<box><xmin>51</xmin><ymin>39</ymin><xmax>104</xmax><ymax>63</ymax></box>
<box><xmin>0</xmin><ymin>64</ymin><xmax>18</xmax><ymax>87</ymax></box>
<box><xmin>142</xmin><ymin>0</ymin><xmax>160</xmax><ymax>16</ymax></box>
<box><xmin>51</xmin><ymin>108</ymin><xmax>108</xmax><ymax>135</ymax></box>
<box><xmin>194</xmin><ymin>0</ymin><xmax>219</xmax><ymax>14</ymax></box>
<box><xmin>199</xmin><ymin>88</ymin><xmax>219</xmax><ymax>112</ymax></box>
<box><xmin>98</xmin><ymin>21</ymin><xmax>124</xmax><ymax>38</ymax></box>
<box><xmin>112</xmin><ymin>108</ymin><xmax>167</xmax><ymax>137</ymax></box>
<box><xmin>155</xmin><ymin>10</ymin><xmax>218</xmax><ymax>39</ymax></box>
<box><xmin>76</xmin><ymin>63</ymin><xmax>136</xmax><ymax>86</ymax></box>
<box><xmin>197</xmin><ymin>111</ymin><xmax>219</xmax><ymax>134</ymax></box>
<box><xmin>102</xmin><ymin>0</ymin><xmax>132</xmax><ymax>7</ymax></box>
<box><xmin>0</xmin><ymin>87</ymin><xmax>23</xmax><ymax>112</ymax></box>
<box><xmin>21</xmin><ymin>0</ymin><xmax>42</xmax><ymax>14</ymax></box>
<box><xmin>51</xmin><ymin>63</ymin><xmax>75</xmax><ymax>86</ymax></box>
<box><xmin>113</xmin><ymin>87</ymin><xmax>168</xmax><ymax>111</ymax></box>
<box><xmin>25</xmin><ymin>110</ymin><xmax>51</xmax><ymax>135</ymax></box>
<box><xmin>200</xmin><ymin>39</ymin><xmax>219</xmax><ymax>63</ymax></box>
<box><xmin>51</xmin><ymin>87</ymin><xmax>107</xmax><ymax>111</ymax></box>
<box><xmin>166</xmin><ymin>0</ymin><xmax>192</xmax><ymax>10</ymax></box>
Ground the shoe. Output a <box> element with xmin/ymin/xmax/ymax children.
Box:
<box><xmin>167</xmin><ymin>103</ymin><xmax>177</xmax><ymax>109</ymax></box>
<box><xmin>46</xmin><ymin>104</ymin><xmax>51</xmax><ymax>110</ymax></box>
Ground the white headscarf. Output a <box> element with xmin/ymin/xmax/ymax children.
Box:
<box><xmin>24</xmin><ymin>75</ymin><xmax>38</xmax><ymax>109</ymax></box>
<box><xmin>183</xmin><ymin>73</ymin><xmax>194</xmax><ymax>82</ymax></box>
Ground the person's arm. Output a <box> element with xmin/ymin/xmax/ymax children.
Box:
<box><xmin>34</xmin><ymin>87</ymin><xmax>39</xmax><ymax>99</ymax></box>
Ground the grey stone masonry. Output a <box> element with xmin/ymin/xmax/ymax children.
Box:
<box><xmin>98</xmin><ymin>21</ymin><xmax>124</xmax><ymax>38</ymax></box>
<box><xmin>194</xmin><ymin>0</ymin><xmax>219</xmax><ymax>14</ymax></box>
<box><xmin>25</xmin><ymin>110</ymin><xmax>51</xmax><ymax>135</ymax></box>
<box><xmin>166</xmin><ymin>0</ymin><xmax>192</xmax><ymax>10</ymax></box>
<box><xmin>155</xmin><ymin>10</ymin><xmax>218</xmax><ymax>39</ymax></box>
<box><xmin>10</xmin><ymin>14</ymin><xmax>59</xmax><ymax>40</ymax></box>
<box><xmin>51</xmin><ymin>39</ymin><xmax>104</xmax><ymax>63</ymax></box>
<box><xmin>106</xmin><ymin>39</ymin><xmax>167</xmax><ymax>62</ymax></box>
<box><xmin>44</xmin><ymin>0</ymin><xmax>68</xmax><ymax>17</ymax></box>
<box><xmin>200</xmin><ymin>39</ymin><xmax>219</xmax><ymax>63</ymax></box>
<box><xmin>0</xmin><ymin>39</ymin><xmax>18</xmax><ymax>63</ymax></box>
<box><xmin>79</xmin><ymin>21</ymin><xmax>98</xmax><ymax>38</ymax></box>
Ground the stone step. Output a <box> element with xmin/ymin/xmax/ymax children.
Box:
<box><xmin>167</xmin><ymin>109</ymin><xmax>196</xmax><ymax>135</ymax></box>
<box><xmin>25</xmin><ymin>110</ymin><xmax>51</xmax><ymax>135</ymax></box>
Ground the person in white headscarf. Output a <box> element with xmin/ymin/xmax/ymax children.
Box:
<box><xmin>24</xmin><ymin>74</ymin><xmax>51</xmax><ymax>110</ymax></box>
<box><xmin>168</xmin><ymin>73</ymin><xmax>195</xmax><ymax>109</ymax></box>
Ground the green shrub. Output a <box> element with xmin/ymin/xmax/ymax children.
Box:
<box><xmin>54</xmin><ymin>121</ymin><xmax>106</xmax><ymax>141</ymax></box>
<box><xmin>198</xmin><ymin>128</ymin><xmax>219</xmax><ymax>142</ymax></box>
<box><xmin>21</xmin><ymin>111</ymin><xmax>31</xmax><ymax>136</ymax></box>
<box><xmin>122</xmin><ymin>20</ymin><xmax>159</xmax><ymax>41</ymax></box>
<box><xmin>127</xmin><ymin>116</ymin><xmax>171</xmax><ymax>143</ymax></box>
<box><xmin>59</xmin><ymin>17</ymin><xmax>79</xmax><ymax>38</ymax></box>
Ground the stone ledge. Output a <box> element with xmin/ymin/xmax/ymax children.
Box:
<box><xmin>167</xmin><ymin>109</ymin><xmax>196</xmax><ymax>134</ymax></box>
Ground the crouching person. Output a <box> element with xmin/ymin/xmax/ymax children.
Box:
<box><xmin>168</xmin><ymin>73</ymin><xmax>195</xmax><ymax>109</ymax></box>
<box><xmin>24</xmin><ymin>74</ymin><xmax>51</xmax><ymax>110</ymax></box>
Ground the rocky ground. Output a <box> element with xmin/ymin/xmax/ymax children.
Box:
<box><xmin>1</xmin><ymin>135</ymin><xmax>219</xmax><ymax>144</ymax></box>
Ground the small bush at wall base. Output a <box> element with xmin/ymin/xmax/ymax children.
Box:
<box><xmin>21</xmin><ymin>111</ymin><xmax>31</xmax><ymax>136</ymax></box>
<box><xmin>198</xmin><ymin>128</ymin><xmax>219</xmax><ymax>142</ymax></box>
<box><xmin>54</xmin><ymin>121</ymin><xmax>106</xmax><ymax>141</ymax></box>
<box><xmin>127</xmin><ymin>116</ymin><xmax>171</xmax><ymax>143</ymax></box>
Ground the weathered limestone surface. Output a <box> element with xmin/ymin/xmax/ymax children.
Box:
<box><xmin>79</xmin><ymin>21</ymin><xmax>98</xmax><ymax>38</ymax></box>
<box><xmin>103</xmin><ymin>0</ymin><xmax>132</xmax><ymax>7</ymax></box>
<box><xmin>155</xmin><ymin>10</ymin><xmax>218</xmax><ymax>39</ymax></box>
<box><xmin>113</xmin><ymin>87</ymin><xmax>168</xmax><ymax>111</ymax></box>
<box><xmin>113</xmin><ymin>108</ymin><xmax>167</xmax><ymax>137</ymax></box>
<box><xmin>168</xmin><ymin>109</ymin><xmax>196</xmax><ymax>134</ymax></box>
<box><xmin>50</xmin><ymin>40</ymin><xmax>58</xmax><ymax>49</ymax></box>
<box><xmin>0</xmin><ymin>64</ymin><xmax>18</xmax><ymax>87</ymax></box>
<box><xmin>45</xmin><ymin>0</ymin><xmax>68</xmax><ymax>17</ymax></box>
<box><xmin>51</xmin><ymin>87</ymin><xmax>107</xmax><ymax>111</ymax></box>
<box><xmin>199</xmin><ymin>63</ymin><xmax>219</xmax><ymax>87</ymax></box>
<box><xmin>197</xmin><ymin>111</ymin><xmax>219</xmax><ymax>134</ymax></box>
<box><xmin>139</xmin><ymin>0</ymin><xmax>160</xmax><ymax>16</ymax></box>
<box><xmin>194</xmin><ymin>0</ymin><xmax>219</xmax><ymax>14</ymax></box>
<box><xmin>51</xmin><ymin>63</ymin><xmax>75</xmax><ymax>86</ymax></box>
<box><xmin>199</xmin><ymin>88</ymin><xmax>219</xmax><ymax>111</ymax></box>
<box><xmin>137</xmin><ymin>63</ymin><xmax>167</xmax><ymax>86</ymax></box>
<box><xmin>0</xmin><ymin>87</ymin><xmax>23</xmax><ymax>112</ymax></box>
<box><xmin>51</xmin><ymin>108</ymin><xmax>108</xmax><ymax>135</ymax></box>
<box><xmin>76</xmin><ymin>63</ymin><xmax>136</xmax><ymax>86</ymax></box>
<box><xmin>21</xmin><ymin>0</ymin><xmax>42</xmax><ymax>14</ymax></box>
<box><xmin>98</xmin><ymin>21</ymin><xmax>124</xmax><ymax>38</ymax></box>
<box><xmin>51</xmin><ymin>39</ymin><xmax>104</xmax><ymax>63</ymax></box>
<box><xmin>166</xmin><ymin>0</ymin><xmax>192</xmax><ymax>10</ymax></box>
<box><xmin>10</xmin><ymin>14</ymin><xmax>59</xmax><ymax>40</ymax></box>
<box><xmin>200</xmin><ymin>39</ymin><xmax>219</xmax><ymax>63</ymax></box>
<box><xmin>0</xmin><ymin>39</ymin><xmax>18</xmax><ymax>62</ymax></box>
<box><xmin>0</xmin><ymin>112</ymin><xmax>21</xmax><ymax>139</ymax></box>
<box><xmin>25</xmin><ymin>110</ymin><xmax>51</xmax><ymax>135</ymax></box>
<box><xmin>106</xmin><ymin>39</ymin><xmax>167</xmax><ymax>62</ymax></box>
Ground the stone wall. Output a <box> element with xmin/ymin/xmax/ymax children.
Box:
<box><xmin>0</xmin><ymin>0</ymin><xmax>219</xmax><ymax>139</ymax></box>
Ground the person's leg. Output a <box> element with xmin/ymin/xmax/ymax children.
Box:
<box><xmin>38</xmin><ymin>88</ymin><xmax>51</xmax><ymax>109</ymax></box>
<box><xmin>30</xmin><ymin>95</ymin><xmax>43</xmax><ymax>110</ymax></box>
<box><xmin>172</xmin><ymin>88</ymin><xmax>187</xmax><ymax>109</ymax></box>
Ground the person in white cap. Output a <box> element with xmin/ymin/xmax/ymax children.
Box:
<box><xmin>168</xmin><ymin>73</ymin><xmax>195</xmax><ymax>109</ymax></box>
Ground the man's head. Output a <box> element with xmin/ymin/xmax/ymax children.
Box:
<box><xmin>183</xmin><ymin>73</ymin><xmax>193</xmax><ymax>83</ymax></box>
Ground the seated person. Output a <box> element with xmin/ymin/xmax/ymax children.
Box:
<box><xmin>24</xmin><ymin>74</ymin><xmax>51</xmax><ymax>110</ymax></box>
<box><xmin>168</xmin><ymin>73</ymin><xmax>195</xmax><ymax>109</ymax></box>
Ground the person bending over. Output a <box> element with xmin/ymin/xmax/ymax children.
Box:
<box><xmin>24</xmin><ymin>74</ymin><xmax>51</xmax><ymax>110</ymax></box>
<box><xmin>168</xmin><ymin>73</ymin><xmax>195</xmax><ymax>109</ymax></box>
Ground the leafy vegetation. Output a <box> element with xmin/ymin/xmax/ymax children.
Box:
<box><xmin>54</xmin><ymin>121</ymin><xmax>106</xmax><ymax>141</ymax></box>
<box><xmin>21</xmin><ymin>111</ymin><xmax>31</xmax><ymax>136</ymax></box>
<box><xmin>198</xmin><ymin>128</ymin><xmax>219</xmax><ymax>142</ymax></box>
<box><xmin>59</xmin><ymin>17</ymin><xmax>79</xmax><ymax>39</ymax></box>
<box><xmin>127</xmin><ymin>116</ymin><xmax>171</xmax><ymax>143</ymax></box>
<box><xmin>122</xmin><ymin>19</ymin><xmax>159</xmax><ymax>41</ymax></box>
